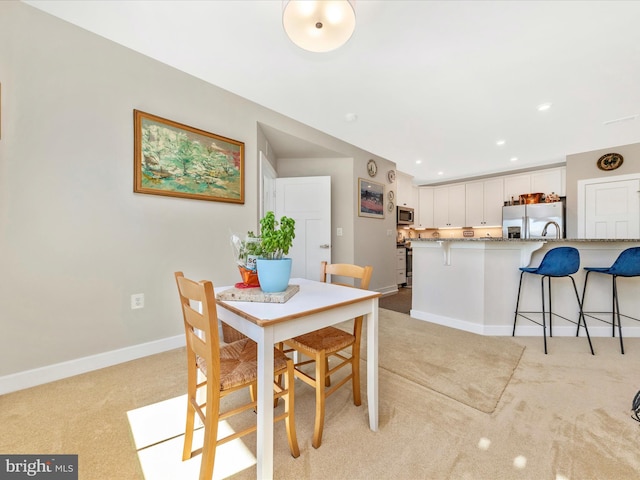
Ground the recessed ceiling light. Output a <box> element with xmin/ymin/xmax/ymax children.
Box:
<box><xmin>344</xmin><ymin>113</ymin><xmax>358</xmax><ymax>122</ymax></box>
<box><xmin>537</xmin><ymin>103</ymin><xmax>552</xmax><ymax>111</ymax></box>
<box><xmin>437</xmin><ymin>171</ymin><xmax>444</xmax><ymax>176</ymax></box>
<box><xmin>496</xmin><ymin>140</ymin><xmax>506</xmax><ymax>146</ymax></box>
<box><xmin>510</xmin><ymin>157</ymin><xmax>518</xmax><ymax>162</ymax></box>
<box><xmin>415</xmin><ymin>160</ymin><xmax>422</xmax><ymax>164</ymax></box>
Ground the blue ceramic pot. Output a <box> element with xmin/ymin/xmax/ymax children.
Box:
<box><xmin>256</xmin><ymin>258</ymin><xmax>292</xmax><ymax>293</ymax></box>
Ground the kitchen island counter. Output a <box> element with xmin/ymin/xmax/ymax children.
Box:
<box><xmin>411</xmin><ymin>238</ymin><xmax>640</xmax><ymax>338</ymax></box>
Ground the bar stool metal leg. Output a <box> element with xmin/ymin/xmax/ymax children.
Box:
<box><xmin>570</xmin><ymin>275</ymin><xmax>594</xmax><ymax>355</ymax></box>
<box><xmin>540</xmin><ymin>276</ymin><xmax>548</xmax><ymax>354</ymax></box>
<box><xmin>613</xmin><ymin>276</ymin><xmax>624</xmax><ymax>354</ymax></box>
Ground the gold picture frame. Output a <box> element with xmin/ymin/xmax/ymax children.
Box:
<box><xmin>134</xmin><ymin>110</ymin><xmax>244</xmax><ymax>203</ymax></box>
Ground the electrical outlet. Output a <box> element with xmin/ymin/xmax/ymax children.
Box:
<box><xmin>337</xmin><ymin>227</ymin><xmax>343</xmax><ymax>236</ymax></box>
<box><xmin>131</xmin><ymin>293</ymin><xmax>144</xmax><ymax>309</ymax></box>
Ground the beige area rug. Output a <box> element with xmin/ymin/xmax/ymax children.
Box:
<box><xmin>363</xmin><ymin>309</ymin><xmax>525</xmax><ymax>414</ymax></box>
<box><xmin>2</xmin><ymin>321</ymin><xmax>640</xmax><ymax>479</ymax></box>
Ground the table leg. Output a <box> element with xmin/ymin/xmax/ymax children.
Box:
<box><xmin>256</xmin><ymin>327</ymin><xmax>275</xmax><ymax>480</ymax></box>
<box><xmin>367</xmin><ymin>297</ymin><xmax>379</xmax><ymax>431</ymax></box>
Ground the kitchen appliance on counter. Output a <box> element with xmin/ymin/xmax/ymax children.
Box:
<box><xmin>502</xmin><ymin>201</ymin><xmax>565</xmax><ymax>239</ymax></box>
<box><xmin>397</xmin><ymin>206</ymin><xmax>414</xmax><ymax>225</ymax></box>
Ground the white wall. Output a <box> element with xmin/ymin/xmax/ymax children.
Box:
<box><xmin>0</xmin><ymin>2</ymin><xmax>396</xmax><ymax>387</ymax></box>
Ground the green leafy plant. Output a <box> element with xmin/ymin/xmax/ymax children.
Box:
<box><xmin>258</xmin><ymin>211</ymin><xmax>295</xmax><ymax>260</ymax></box>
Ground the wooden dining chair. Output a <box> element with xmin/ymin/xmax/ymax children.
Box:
<box><xmin>174</xmin><ymin>272</ymin><xmax>299</xmax><ymax>480</ymax></box>
<box><xmin>281</xmin><ymin>262</ymin><xmax>373</xmax><ymax>448</ymax></box>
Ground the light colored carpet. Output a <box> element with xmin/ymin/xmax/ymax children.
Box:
<box><xmin>1</xmin><ymin>310</ymin><xmax>639</xmax><ymax>479</ymax></box>
<box><xmin>366</xmin><ymin>309</ymin><xmax>524</xmax><ymax>413</ymax></box>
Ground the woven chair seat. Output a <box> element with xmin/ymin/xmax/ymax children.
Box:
<box><xmin>197</xmin><ymin>338</ymin><xmax>290</xmax><ymax>391</ymax></box>
<box><xmin>287</xmin><ymin>326</ymin><xmax>355</xmax><ymax>355</ymax></box>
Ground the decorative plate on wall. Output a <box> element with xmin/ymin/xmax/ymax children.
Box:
<box><xmin>387</xmin><ymin>200</ymin><xmax>395</xmax><ymax>213</ymax></box>
<box><xmin>387</xmin><ymin>190</ymin><xmax>395</xmax><ymax>201</ymax></box>
<box><xmin>597</xmin><ymin>152</ymin><xmax>623</xmax><ymax>171</ymax></box>
<box><xmin>367</xmin><ymin>159</ymin><xmax>378</xmax><ymax>177</ymax></box>
<box><xmin>387</xmin><ymin>169</ymin><xmax>396</xmax><ymax>183</ymax></box>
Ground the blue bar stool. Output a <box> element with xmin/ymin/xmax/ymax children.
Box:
<box><xmin>512</xmin><ymin>246</ymin><xmax>594</xmax><ymax>355</ymax></box>
<box><xmin>579</xmin><ymin>247</ymin><xmax>640</xmax><ymax>354</ymax></box>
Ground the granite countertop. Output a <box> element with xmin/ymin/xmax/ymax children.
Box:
<box><xmin>412</xmin><ymin>237</ymin><xmax>640</xmax><ymax>242</ymax></box>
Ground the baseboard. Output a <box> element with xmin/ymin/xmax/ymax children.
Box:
<box><xmin>410</xmin><ymin>310</ymin><xmax>486</xmax><ymax>335</ymax></box>
<box><xmin>378</xmin><ymin>284</ymin><xmax>399</xmax><ymax>296</ymax></box>
<box><xmin>409</xmin><ymin>309</ymin><xmax>640</xmax><ymax>338</ymax></box>
<box><xmin>0</xmin><ymin>335</ymin><xmax>185</xmax><ymax>396</ymax></box>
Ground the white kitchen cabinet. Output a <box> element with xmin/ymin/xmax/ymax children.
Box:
<box><xmin>531</xmin><ymin>167</ymin><xmax>564</xmax><ymax>197</ymax></box>
<box><xmin>503</xmin><ymin>174</ymin><xmax>531</xmax><ymax>203</ymax></box>
<box><xmin>396</xmin><ymin>247</ymin><xmax>407</xmax><ymax>285</ymax></box>
<box><xmin>417</xmin><ymin>187</ymin><xmax>434</xmax><ymax>228</ymax></box>
<box><xmin>433</xmin><ymin>184</ymin><xmax>466</xmax><ymax>227</ymax></box>
<box><xmin>465</xmin><ymin>178</ymin><xmax>504</xmax><ymax>227</ymax></box>
<box><xmin>504</xmin><ymin>167</ymin><xmax>566</xmax><ymax>201</ymax></box>
<box><xmin>396</xmin><ymin>171</ymin><xmax>414</xmax><ymax>207</ymax></box>
<box><xmin>411</xmin><ymin>185</ymin><xmax>420</xmax><ymax>223</ymax></box>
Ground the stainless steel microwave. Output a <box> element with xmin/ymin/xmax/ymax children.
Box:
<box><xmin>397</xmin><ymin>206</ymin><xmax>414</xmax><ymax>225</ymax></box>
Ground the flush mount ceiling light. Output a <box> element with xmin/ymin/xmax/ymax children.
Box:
<box><xmin>283</xmin><ymin>0</ymin><xmax>356</xmax><ymax>53</ymax></box>
<box><xmin>537</xmin><ymin>103</ymin><xmax>552</xmax><ymax>111</ymax></box>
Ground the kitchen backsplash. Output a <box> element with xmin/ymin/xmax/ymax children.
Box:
<box><xmin>398</xmin><ymin>226</ymin><xmax>503</xmax><ymax>241</ymax></box>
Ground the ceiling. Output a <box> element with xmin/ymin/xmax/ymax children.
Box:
<box><xmin>25</xmin><ymin>0</ymin><xmax>640</xmax><ymax>185</ymax></box>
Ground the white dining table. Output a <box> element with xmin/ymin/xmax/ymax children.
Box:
<box><xmin>214</xmin><ymin>277</ymin><xmax>380</xmax><ymax>480</ymax></box>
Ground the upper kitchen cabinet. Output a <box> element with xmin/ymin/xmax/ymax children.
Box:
<box><xmin>503</xmin><ymin>174</ymin><xmax>531</xmax><ymax>203</ymax></box>
<box><xmin>465</xmin><ymin>178</ymin><xmax>504</xmax><ymax>227</ymax></box>
<box><xmin>504</xmin><ymin>167</ymin><xmax>566</xmax><ymax>202</ymax></box>
<box><xmin>531</xmin><ymin>167</ymin><xmax>565</xmax><ymax>197</ymax></box>
<box><xmin>417</xmin><ymin>187</ymin><xmax>434</xmax><ymax>228</ymax></box>
<box><xmin>396</xmin><ymin>171</ymin><xmax>415</xmax><ymax>208</ymax></box>
<box><xmin>433</xmin><ymin>184</ymin><xmax>466</xmax><ymax>228</ymax></box>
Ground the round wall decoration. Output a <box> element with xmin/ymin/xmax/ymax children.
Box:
<box><xmin>387</xmin><ymin>169</ymin><xmax>396</xmax><ymax>183</ymax></box>
<box><xmin>387</xmin><ymin>190</ymin><xmax>395</xmax><ymax>201</ymax></box>
<box><xmin>597</xmin><ymin>152</ymin><xmax>623</xmax><ymax>171</ymax></box>
<box><xmin>367</xmin><ymin>159</ymin><xmax>378</xmax><ymax>177</ymax></box>
<box><xmin>387</xmin><ymin>200</ymin><xmax>395</xmax><ymax>213</ymax></box>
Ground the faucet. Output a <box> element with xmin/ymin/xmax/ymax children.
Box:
<box><xmin>541</xmin><ymin>221</ymin><xmax>561</xmax><ymax>239</ymax></box>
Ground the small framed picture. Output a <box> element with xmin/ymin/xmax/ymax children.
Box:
<box><xmin>358</xmin><ymin>178</ymin><xmax>385</xmax><ymax>219</ymax></box>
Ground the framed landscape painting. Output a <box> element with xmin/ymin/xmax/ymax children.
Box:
<box><xmin>358</xmin><ymin>177</ymin><xmax>385</xmax><ymax>219</ymax></box>
<box><xmin>134</xmin><ymin>110</ymin><xmax>244</xmax><ymax>203</ymax></box>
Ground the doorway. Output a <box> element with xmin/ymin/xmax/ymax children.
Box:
<box><xmin>259</xmin><ymin>151</ymin><xmax>332</xmax><ymax>280</ymax></box>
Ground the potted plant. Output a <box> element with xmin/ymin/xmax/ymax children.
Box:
<box><xmin>255</xmin><ymin>211</ymin><xmax>296</xmax><ymax>292</ymax></box>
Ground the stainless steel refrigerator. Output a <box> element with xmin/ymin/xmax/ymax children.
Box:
<box><xmin>502</xmin><ymin>201</ymin><xmax>565</xmax><ymax>239</ymax></box>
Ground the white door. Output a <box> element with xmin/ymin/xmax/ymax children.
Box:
<box><xmin>585</xmin><ymin>179</ymin><xmax>640</xmax><ymax>238</ymax></box>
<box><xmin>275</xmin><ymin>176</ymin><xmax>331</xmax><ymax>280</ymax></box>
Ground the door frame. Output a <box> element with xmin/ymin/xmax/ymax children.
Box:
<box><xmin>577</xmin><ymin>172</ymin><xmax>640</xmax><ymax>238</ymax></box>
<box><xmin>259</xmin><ymin>150</ymin><xmax>276</xmax><ymax>221</ymax></box>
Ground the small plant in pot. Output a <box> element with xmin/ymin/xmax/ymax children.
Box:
<box><xmin>256</xmin><ymin>211</ymin><xmax>295</xmax><ymax>293</ymax></box>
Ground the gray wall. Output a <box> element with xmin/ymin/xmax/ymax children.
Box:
<box><xmin>565</xmin><ymin>142</ymin><xmax>640</xmax><ymax>237</ymax></box>
<box><xmin>0</xmin><ymin>2</ymin><xmax>396</xmax><ymax>380</ymax></box>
